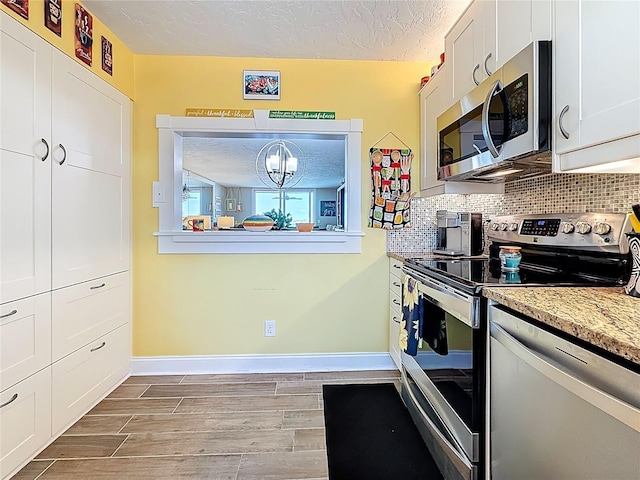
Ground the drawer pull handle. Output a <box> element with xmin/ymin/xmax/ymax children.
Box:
<box><xmin>0</xmin><ymin>393</ymin><xmax>18</xmax><ymax>409</ymax></box>
<box><xmin>393</xmin><ymin>299</ymin><xmax>401</xmax><ymax>306</ymax></box>
<box><xmin>392</xmin><ymin>281</ymin><xmax>401</xmax><ymax>287</ymax></box>
<box><xmin>40</xmin><ymin>138</ymin><xmax>50</xmax><ymax>161</ymax></box>
<box><xmin>392</xmin><ymin>316</ymin><xmax>401</xmax><ymax>324</ymax></box>
<box><xmin>90</xmin><ymin>341</ymin><xmax>106</xmax><ymax>352</ymax></box>
<box><xmin>0</xmin><ymin>309</ymin><xmax>18</xmax><ymax>319</ymax></box>
<box><xmin>392</xmin><ymin>264</ymin><xmax>401</xmax><ymax>269</ymax></box>
<box><xmin>90</xmin><ymin>283</ymin><xmax>106</xmax><ymax>290</ymax></box>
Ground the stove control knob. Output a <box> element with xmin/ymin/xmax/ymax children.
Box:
<box><xmin>593</xmin><ymin>222</ymin><xmax>612</xmax><ymax>235</ymax></box>
<box><xmin>491</xmin><ymin>222</ymin><xmax>500</xmax><ymax>231</ymax></box>
<box><xmin>500</xmin><ymin>222</ymin><xmax>509</xmax><ymax>231</ymax></box>
<box><xmin>561</xmin><ymin>222</ymin><xmax>575</xmax><ymax>234</ymax></box>
<box><xmin>509</xmin><ymin>222</ymin><xmax>519</xmax><ymax>231</ymax></box>
<box><xmin>576</xmin><ymin>221</ymin><xmax>592</xmax><ymax>234</ymax></box>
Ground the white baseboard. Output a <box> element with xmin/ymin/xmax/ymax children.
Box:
<box><xmin>131</xmin><ymin>352</ymin><xmax>397</xmax><ymax>375</ymax></box>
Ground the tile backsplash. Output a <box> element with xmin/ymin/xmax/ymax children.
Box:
<box><xmin>387</xmin><ymin>173</ymin><xmax>640</xmax><ymax>254</ymax></box>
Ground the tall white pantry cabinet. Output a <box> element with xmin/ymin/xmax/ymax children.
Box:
<box><xmin>0</xmin><ymin>11</ymin><xmax>131</xmax><ymax>479</ymax></box>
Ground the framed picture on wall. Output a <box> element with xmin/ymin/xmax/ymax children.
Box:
<box><xmin>2</xmin><ymin>0</ymin><xmax>29</xmax><ymax>19</ymax></box>
<box><xmin>243</xmin><ymin>70</ymin><xmax>280</xmax><ymax>100</ymax></box>
<box><xmin>320</xmin><ymin>200</ymin><xmax>336</xmax><ymax>217</ymax></box>
<box><xmin>226</xmin><ymin>198</ymin><xmax>236</xmax><ymax>211</ymax></box>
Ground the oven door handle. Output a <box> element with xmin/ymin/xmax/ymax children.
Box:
<box><xmin>406</xmin><ymin>272</ymin><xmax>478</xmax><ymax>329</ymax></box>
<box><xmin>403</xmin><ymin>372</ymin><xmax>475</xmax><ymax>478</ymax></box>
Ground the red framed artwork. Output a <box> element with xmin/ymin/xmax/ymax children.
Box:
<box><xmin>74</xmin><ymin>3</ymin><xmax>92</xmax><ymax>66</ymax></box>
<box><xmin>1</xmin><ymin>0</ymin><xmax>29</xmax><ymax>19</ymax></box>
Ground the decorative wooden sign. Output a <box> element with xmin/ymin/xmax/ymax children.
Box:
<box><xmin>185</xmin><ymin>109</ymin><xmax>255</xmax><ymax>118</ymax></box>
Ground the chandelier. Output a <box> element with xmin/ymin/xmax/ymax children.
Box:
<box><xmin>256</xmin><ymin>140</ymin><xmax>305</xmax><ymax>190</ymax></box>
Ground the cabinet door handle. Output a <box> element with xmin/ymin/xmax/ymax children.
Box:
<box><xmin>392</xmin><ymin>316</ymin><xmax>401</xmax><ymax>324</ymax></box>
<box><xmin>56</xmin><ymin>144</ymin><xmax>67</xmax><ymax>165</ymax></box>
<box><xmin>559</xmin><ymin>105</ymin><xmax>570</xmax><ymax>139</ymax></box>
<box><xmin>392</xmin><ymin>281</ymin><xmax>401</xmax><ymax>287</ymax></box>
<box><xmin>472</xmin><ymin>64</ymin><xmax>481</xmax><ymax>85</ymax></box>
<box><xmin>0</xmin><ymin>309</ymin><xmax>18</xmax><ymax>319</ymax></box>
<box><xmin>90</xmin><ymin>341</ymin><xmax>106</xmax><ymax>352</ymax></box>
<box><xmin>393</xmin><ymin>299</ymin><xmax>401</xmax><ymax>306</ymax></box>
<box><xmin>484</xmin><ymin>53</ymin><xmax>493</xmax><ymax>76</ymax></box>
<box><xmin>392</xmin><ymin>264</ymin><xmax>401</xmax><ymax>270</ymax></box>
<box><xmin>90</xmin><ymin>283</ymin><xmax>106</xmax><ymax>290</ymax></box>
<box><xmin>0</xmin><ymin>393</ymin><xmax>18</xmax><ymax>409</ymax></box>
<box><xmin>39</xmin><ymin>138</ymin><xmax>50</xmax><ymax>161</ymax></box>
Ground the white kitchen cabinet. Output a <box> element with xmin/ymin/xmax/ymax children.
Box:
<box><xmin>0</xmin><ymin>367</ymin><xmax>51</xmax><ymax>480</ymax></box>
<box><xmin>553</xmin><ymin>0</ymin><xmax>640</xmax><ymax>174</ymax></box>
<box><xmin>51</xmin><ymin>47</ymin><xmax>131</xmax><ymax>289</ymax></box>
<box><xmin>389</xmin><ymin>258</ymin><xmax>403</xmax><ymax>369</ymax></box>
<box><xmin>52</xmin><ymin>272</ymin><xmax>130</xmax><ymax>362</ymax></box>
<box><xmin>419</xmin><ymin>67</ymin><xmax>504</xmax><ymax>196</ymax></box>
<box><xmin>0</xmin><ymin>11</ymin><xmax>131</xmax><ymax>479</ymax></box>
<box><xmin>52</xmin><ymin>323</ymin><xmax>130</xmax><ymax>436</ymax></box>
<box><xmin>445</xmin><ymin>0</ymin><xmax>551</xmax><ymax>103</ymax></box>
<box><xmin>0</xmin><ymin>13</ymin><xmax>52</xmax><ymax>305</ymax></box>
<box><xmin>0</xmin><ymin>293</ymin><xmax>51</xmax><ymax>392</ymax></box>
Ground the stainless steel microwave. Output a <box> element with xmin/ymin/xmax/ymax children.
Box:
<box><xmin>437</xmin><ymin>41</ymin><xmax>552</xmax><ymax>183</ymax></box>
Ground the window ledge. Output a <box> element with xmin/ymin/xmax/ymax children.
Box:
<box><xmin>153</xmin><ymin>230</ymin><xmax>365</xmax><ymax>254</ymax></box>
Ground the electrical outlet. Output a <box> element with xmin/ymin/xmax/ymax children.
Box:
<box><xmin>265</xmin><ymin>320</ymin><xmax>276</xmax><ymax>337</ymax></box>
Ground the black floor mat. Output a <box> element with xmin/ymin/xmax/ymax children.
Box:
<box><xmin>322</xmin><ymin>383</ymin><xmax>444</xmax><ymax>480</ymax></box>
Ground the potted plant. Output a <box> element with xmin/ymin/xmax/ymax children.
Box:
<box><xmin>264</xmin><ymin>209</ymin><xmax>292</xmax><ymax>230</ymax></box>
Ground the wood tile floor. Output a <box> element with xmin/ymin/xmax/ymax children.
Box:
<box><xmin>13</xmin><ymin>370</ymin><xmax>400</xmax><ymax>480</ymax></box>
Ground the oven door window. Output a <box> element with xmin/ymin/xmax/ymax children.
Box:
<box><xmin>414</xmin><ymin>307</ymin><xmax>474</xmax><ymax>430</ymax></box>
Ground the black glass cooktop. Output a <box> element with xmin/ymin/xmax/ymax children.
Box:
<box><xmin>404</xmin><ymin>255</ymin><xmax>626</xmax><ymax>294</ymax></box>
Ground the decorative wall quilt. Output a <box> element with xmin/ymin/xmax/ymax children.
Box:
<box><xmin>368</xmin><ymin>146</ymin><xmax>413</xmax><ymax>229</ymax></box>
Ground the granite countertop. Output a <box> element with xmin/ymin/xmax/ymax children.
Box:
<box><xmin>483</xmin><ymin>287</ymin><xmax>640</xmax><ymax>365</ymax></box>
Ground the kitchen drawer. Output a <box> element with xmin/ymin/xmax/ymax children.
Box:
<box><xmin>389</xmin><ymin>306</ymin><xmax>402</xmax><ymax>369</ymax></box>
<box><xmin>0</xmin><ymin>293</ymin><xmax>51</xmax><ymax>392</ymax></box>
<box><xmin>52</xmin><ymin>272</ymin><xmax>130</xmax><ymax>361</ymax></box>
<box><xmin>0</xmin><ymin>367</ymin><xmax>52</xmax><ymax>480</ymax></box>
<box><xmin>52</xmin><ymin>323</ymin><xmax>130</xmax><ymax>435</ymax></box>
<box><xmin>390</xmin><ymin>289</ymin><xmax>402</xmax><ymax>315</ymax></box>
<box><xmin>389</xmin><ymin>259</ymin><xmax>403</xmax><ymax>279</ymax></box>
<box><xmin>389</xmin><ymin>273</ymin><xmax>402</xmax><ymax>299</ymax></box>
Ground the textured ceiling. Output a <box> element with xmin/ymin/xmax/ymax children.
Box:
<box><xmin>83</xmin><ymin>0</ymin><xmax>471</xmax><ymax>62</ymax></box>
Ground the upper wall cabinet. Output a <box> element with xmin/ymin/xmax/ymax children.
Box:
<box><xmin>445</xmin><ymin>0</ymin><xmax>551</xmax><ymax>103</ymax></box>
<box><xmin>419</xmin><ymin>65</ymin><xmax>503</xmax><ymax>196</ymax></box>
<box><xmin>553</xmin><ymin>0</ymin><xmax>640</xmax><ymax>174</ymax></box>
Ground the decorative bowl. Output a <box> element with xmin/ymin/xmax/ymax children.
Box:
<box><xmin>242</xmin><ymin>214</ymin><xmax>274</xmax><ymax>232</ymax></box>
<box><xmin>295</xmin><ymin>222</ymin><xmax>314</xmax><ymax>233</ymax></box>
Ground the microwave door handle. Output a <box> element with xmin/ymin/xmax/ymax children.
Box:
<box><xmin>481</xmin><ymin>79</ymin><xmax>503</xmax><ymax>158</ymax></box>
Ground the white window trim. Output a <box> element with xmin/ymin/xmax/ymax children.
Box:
<box><xmin>154</xmin><ymin>111</ymin><xmax>364</xmax><ymax>254</ymax></box>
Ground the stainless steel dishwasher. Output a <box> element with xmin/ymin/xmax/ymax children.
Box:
<box><xmin>489</xmin><ymin>304</ymin><xmax>640</xmax><ymax>480</ymax></box>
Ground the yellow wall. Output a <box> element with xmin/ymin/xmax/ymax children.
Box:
<box><xmin>133</xmin><ymin>55</ymin><xmax>430</xmax><ymax>356</ymax></box>
<box><xmin>1</xmin><ymin>0</ymin><xmax>134</xmax><ymax>98</ymax></box>
<box><xmin>4</xmin><ymin>1</ymin><xmax>433</xmax><ymax>356</ymax></box>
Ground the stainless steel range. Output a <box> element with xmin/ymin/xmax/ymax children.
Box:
<box><xmin>399</xmin><ymin>213</ymin><xmax>633</xmax><ymax>480</ymax></box>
